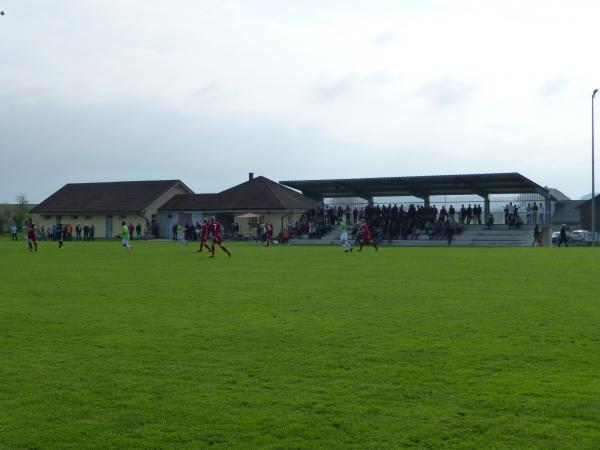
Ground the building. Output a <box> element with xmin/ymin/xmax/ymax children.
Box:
<box><xmin>158</xmin><ymin>174</ymin><xmax>320</xmax><ymax>237</ymax></box>
<box><xmin>30</xmin><ymin>180</ymin><xmax>193</xmax><ymax>238</ymax></box>
<box><xmin>551</xmin><ymin>200</ymin><xmax>585</xmax><ymax>228</ymax></box>
<box><xmin>576</xmin><ymin>195</ymin><xmax>600</xmax><ymax>231</ymax></box>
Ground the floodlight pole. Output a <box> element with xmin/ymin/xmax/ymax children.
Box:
<box><xmin>593</xmin><ymin>89</ymin><xmax>598</xmax><ymax>245</ymax></box>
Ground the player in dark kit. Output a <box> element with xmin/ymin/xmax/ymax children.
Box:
<box><xmin>209</xmin><ymin>216</ymin><xmax>231</xmax><ymax>258</ymax></box>
<box><xmin>358</xmin><ymin>219</ymin><xmax>378</xmax><ymax>252</ymax></box>
<box><xmin>56</xmin><ymin>221</ymin><xmax>65</xmax><ymax>249</ymax></box>
<box><xmin>27</xmin><ymin>222</ymin><xmax>38</xmax><ymax>252</ymax></box>
<box><xmin>198</xmin><ymin>218</ymin><xmax>212</xmax><ymax>253</ymax></box>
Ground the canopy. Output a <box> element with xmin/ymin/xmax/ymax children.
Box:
<box><xmin>280</xmin><ymin>172</ymin><xmax>551</xmax><ymax>200</ymax></box>
<box><xmin>236</xmin><ymin>212</ymin><xmax>262</xmax><ymax>218</ymax></box>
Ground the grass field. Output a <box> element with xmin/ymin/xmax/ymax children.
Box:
<box><xmin>1</xmin><ymin>237</ymin><xmax>599</xmax><ymax>449</ymax></box>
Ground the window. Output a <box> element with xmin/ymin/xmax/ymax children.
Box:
<box><xmin>44</xmin><ymin>215</ymin><xmax>51</xmax><ymax>220</ymax></box>
<box><xmin>249</xmin><ymin>217</ymin><xmax>264</xmax><ymax>227</ymax></box>
<box><xmin>120</xmin><ymin>215</ymin><xmax>127</xmax><ymax>219</ymax></box>
<box><xmin>72</xmin><ymin>215</ymin><xmax>79</xmax><ymax>219</ymax></box>
<box><xmin>84</xmin><ymin>215</ymin><xmax>92</xmax><ymax>220</ymax></box>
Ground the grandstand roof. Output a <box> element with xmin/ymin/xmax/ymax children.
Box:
<box><xmin>280</xmin><ymin>173</ymin><xmax>552</xmax><ymax>200</ymax></box>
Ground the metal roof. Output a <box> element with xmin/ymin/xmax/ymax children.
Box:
<box><xmin>280</xmin><ymin>173</ymin><xmax>551</xmax><ymax>200</ymax></box>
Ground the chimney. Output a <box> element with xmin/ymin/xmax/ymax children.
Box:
<box><xmin>249</xmin><ymin>172</ymin><xmax>254</xmax><ymax>181</ymax></box>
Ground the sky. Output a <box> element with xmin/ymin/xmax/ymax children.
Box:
<box><xmin>1</xmin><ymin>0</ymin><xmax>599</xmax><ymax>203</ymax></box>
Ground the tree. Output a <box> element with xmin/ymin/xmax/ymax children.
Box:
<box><xmin>15</xmin><ymin>192</ymin><xmax>29</xmax><ymax>231</ymax></box>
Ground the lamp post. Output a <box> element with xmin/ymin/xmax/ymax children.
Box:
<box><xmin>593</xmin><ymin>89</ymin><xmax>598</xmax><ymax>245</ymax></box>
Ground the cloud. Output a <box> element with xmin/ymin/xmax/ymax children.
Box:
<box><xmin>193</xmin><ymin>82</ymin><xmax>218</xmax><ymax>97</ymax></box>
<box><xmin>310</xmin><ymin>71</ymin><xmax>404</xmax><ymax>102</ymax></box>
<box><xmin>539</xmin><ymin>77</ymin><xmax>569</xmax><ymax>97</ymax></box>
<box><xmin>373</xmin><ymin>31</ymin><xmax>398</xmax><ymax>46</ymax></box>
<box><xmin>311</xmin><ymin>74</ymin><xmax>357</xmax><ymax>101</ymax></box>
<box><xmin>416</xmin><ymin>77</ymin><xmax>477</xmax><ymax>107</ymax></box>
<box><xmin>363</xmin><ymin>71</ymin><xmax>405</xmax><ymax>85</ymax></box>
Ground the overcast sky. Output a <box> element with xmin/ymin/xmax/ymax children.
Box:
<box><xmin>1</xmin><ymin>0</ymin><xmax>599</xmax><ymax>203</ymax></box>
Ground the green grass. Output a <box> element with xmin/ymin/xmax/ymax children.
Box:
<box><xmin>1</xmin><ymin>238</ymin><xmax>599</xmax><ymax>449</ymax></box>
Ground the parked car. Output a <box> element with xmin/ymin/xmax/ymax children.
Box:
<box><xmin>551</xmin><ymin>230</ymin><xmax>572</xmax><ymax>244</ymax></box>
<box><xmin>571</xmin><ymin>229</ymin><xmax>592</xmax><ymax>243</ymax></box>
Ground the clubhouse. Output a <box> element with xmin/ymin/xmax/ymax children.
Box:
<box><xmin>30</xmin><ymin>174</ymin><xmax>319</xmax><ymax>239</ymax></box>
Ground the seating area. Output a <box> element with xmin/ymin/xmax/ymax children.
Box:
<box><xmin>291</xmin><ymin>224</ymin><xmax>538</xmax><ymax>247</ymax></box>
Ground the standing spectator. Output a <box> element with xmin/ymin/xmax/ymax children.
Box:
<box><xmin>539</xmin><ymin>202</ymin><xmax>545</xmax><ymax>224</ymax></box>
<box><xmin>507</xmin><ymin>203</ymin><xmax>515</xmax><ymax>225</ymax></box>
<box><xmin>532</xmin><ymin>224</ymin><xmax>542</xmax><ymax>246</ymax></box>
<box><xmin>10</xmin><ymin>223</ymin><xmax>18</xmax><ymax>240</ymax></box>
<box><xmin>136</xmin><ymin>223</ymin><xmax>142</xmax><ymax>240</ymax></box>
<box><xmin>128</xmin><ymin>223</ymin><xmax>135</xmax><ymax>241</ymax></box>
<box><xmin>466</xmin><ymin>204</ymin><xmax>473</xmax><ymax>224</ymax></box>
<box><xmin>345</xmin><ymin>206</ymin><xmax>351</xmax><ymax>225</ymax></box>
<box><xmin>531</xmin><ymin>202</ymin><xmax>538</xmax><ymax>225</ymax></box>
<box><xmin>353</xmin><ymin>207</ymin><xmax>359</xmax><ymax>224</ymax></box>
<box><xmin>558</xmin><ymin>224</ymin><xmax>569</xmax><ymax>247</ymax></box>
<box><xmin>83</xmin><ymin>224</ymin><xmax>89</xmax><ymax>241</ymax></box>
<box><xmin>447</xmin><ymin>218</ymin><xmax>455</xmax><ymax>246</ymax></box>
<box><xmin>75</xmin><ymin>223</ymin><xmax>82</xmax><ymax>240</ymax></box>
<box><xmin>65</xmin><ymin>223</ymin><xmax>73</xmax><ymax>240</ymax></box>
<box><xmin>526</xmin><ymin>203</ymin><xmax>532</xmax><ymax>224</ymax></box>
<box><xmin>89</xmin><ymin>224</ymin><xmax>95</xmax><ymax>241</ymax></box>
<box><xmin>56</xmin><ymin>221</ymin><xmax>65</xmax><ymax>249</ymax></box>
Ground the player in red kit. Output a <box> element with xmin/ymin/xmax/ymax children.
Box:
<box><xmin>265</xmin><ymin>223</ymin><xmax>274</xmax><ymax>246</ymax></box>
<box><xmin>358</xmin><ymin>219</ymin><xmax>378</xmax><ymax>252</ymax></box>
<box><xmin>209</xmin><ymin>216</ymin><xmax>231</xmax><ymax>258</ymax></box>
<box><xmin>198</xmin><ymin>218</ymin><xmax>212</xmax><ymax>253</ymax></box>
<box><xmin>27</xmin><ymin>222</ymin><xmax>38</xmax><ymax>252</ymax></box>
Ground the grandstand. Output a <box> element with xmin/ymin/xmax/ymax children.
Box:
<box><xmin>281</xmin><ymin>173</ymin><xmax>570</xmax><ymax>247</ymax></box>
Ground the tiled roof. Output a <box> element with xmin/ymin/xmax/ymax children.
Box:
<box><xmin>158</xmin><ymin>194</ymin><xmax>221</xmax><ymax>211</ymax></box>
<box><xmin>31</xmin><ymin>180</ymin><xmax>192</xmax><ymax>214</ymax></box>
<box><xmin>159</xmin><ymin>176</ymin><xmax>320</xmax><ymax>211</ymax></box>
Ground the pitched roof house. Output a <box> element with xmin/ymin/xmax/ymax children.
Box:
<box><xmin>159</xmin><ymin>174</ymin><xmax>320</xmax><ymax>236</ymax></box>
<box><xmin>160</xmin><ymin>175</ymin><xmax>319</xmax><ymax>212</ymax></box>
<box><xmin>31</xmin><ymin>180</ymin><xmax>193</xmax><ymax>238</ymax></box>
